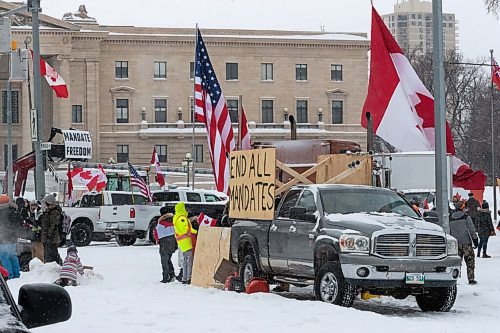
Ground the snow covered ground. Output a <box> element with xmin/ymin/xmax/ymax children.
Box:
<box><xmin>6</xmin><ymin>235</ymin><xmax>500</xmax><ymax>333</ymax></box>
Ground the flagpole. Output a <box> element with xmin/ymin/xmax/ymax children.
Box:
<box><xmin>238</xmin><ymin>95</ymin><xmax>243</xmax><ymax>150</ymax></box>
<box><xmin>128</xmin><ymin>164</ymin><xmax>135</xmax><ymax>205</ymax></box>
<box><xmin>190</xmin><ymin>24</ymin><xmax>199</xmax><ymax>190</ymax></box>
<box><xmin>490</xmin><ymin>49</ymin><xmax>498</xmax><ymax>221</ymax></box>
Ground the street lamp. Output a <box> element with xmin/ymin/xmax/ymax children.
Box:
<box><xmin>318</xmin><ymin>107</ymin><xmax>323</xmax><ymax>122</ymax></box>
<box><xmin>177</xmin><ymin>106</ymin><xmax>183</xmax><ymax>121</ymax></box>
<box><xmin>182</xmin><ymin>152</ymin><xmax>193</xmax><ymax>188</ymax></box>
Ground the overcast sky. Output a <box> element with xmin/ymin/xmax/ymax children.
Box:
<box><xmin>38</xmin><ymin>0</ymin><xmax>500</xmax><ymax>60</ymax></box>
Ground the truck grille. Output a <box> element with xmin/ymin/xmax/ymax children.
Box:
<box><xmin>374</xmin><ymin>233</ymin><xmax>446</xmax><ymax>258</ymax></box>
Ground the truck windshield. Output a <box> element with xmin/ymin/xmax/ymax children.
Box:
<box><xmin>320</xmin><ymin>188</ymin><xmax>419</xmax><ymax>218</ymax></box>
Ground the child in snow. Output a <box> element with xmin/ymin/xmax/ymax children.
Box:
<box><xmin>54</xmin><ymin>246</ymin><xmax>84</xmax><ymax>287</ymax></box>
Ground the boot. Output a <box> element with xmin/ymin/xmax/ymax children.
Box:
<box><xmin>468</xmin><ymin>280</ymin><xmax>478</xmax><ymax>285</ymax></box>
<box><xmin>482</xmin><ymin>253</ymin><xmax>491</xmax><ymax>258</ymax></box>
<box><xmin>477</xmin><ymin>251</ymin><xmax>481</xmax><ymax>257</ymax></box>
<box><xmin>176</xmin><ymin>268</ymin><xmax>183</xmax><ymax>282</ymax></box>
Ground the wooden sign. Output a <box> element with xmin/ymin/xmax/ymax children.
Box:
<box><xmin>229</xmin><ymin>148</ymin><xmax>276</xmax><ymax>220</ymax></box>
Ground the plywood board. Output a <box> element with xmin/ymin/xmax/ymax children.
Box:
<box><xmin>191</xmin><ymin>227</ymin><xmax>232</xmax><ymax>288</ymax></box>
<box><xmin>229</xmin><ymin>148</ymin><xmax>276</xmax><ymax>220</ymax></box>
<box><xmin>316</xmin><ymin>154</ymin><xmax>372</xmax><ymax>186</ymax></box>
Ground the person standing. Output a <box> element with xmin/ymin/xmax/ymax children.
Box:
<box><xmin>450</xmin><ymin>201</ymin><xmax>479</xmax><ymax>285</ymax></box>
<box><xmin>173</xmin><ymin>202</ymin><xmax>197</xmax><ymax>285</ymax></box>
<box><xmin>39</xmin><ymin>194</ymin><xmax>62</xmax><ymax>265</ymax></box>
<box><xmin>28</xmin><ymin>200</ymin><xmax>44</xmax><ymax>261</ymax></box>
<box><xmin>154</xmin><ymin>206</ymin><xmax>177</xmax><ymax>283</ymax></box>
<box><xmin>477</xmin><ymin>201</ymin><xmax>496</xmax><ymax>258</ymax></box>
<box><xmin>465</xmin><ymin>192</ymin><xmax>480</xmax><ymax>229</ymax></box>
<box><xmin>0</xmin><ymin>195</ymin><xmax>23</xmax><ymax>279</ymax></box>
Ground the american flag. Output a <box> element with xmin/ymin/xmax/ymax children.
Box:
<box><xmin>194</xmin><ymin>28</ymin><xmax>235</xmax><ymax>194</ymax></box>
<box><xmin>127</xmin><ymin>162</ymin><xmax>152</xmax><ymax>202</ymax></box>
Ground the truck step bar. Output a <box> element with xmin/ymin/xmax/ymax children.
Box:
<box><xmin>273</xmin><ymin>276</ymin><xmax>314</xmax><ymax>287</ymax></box>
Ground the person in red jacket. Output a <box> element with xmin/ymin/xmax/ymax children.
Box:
<box><xmin>154</xmin><ymin>206</ymin><xmax>177</xmax><ymax>283</ymax></box>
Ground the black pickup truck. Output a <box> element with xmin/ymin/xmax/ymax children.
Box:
<box><xmin>230</xmin><ymin>184</ymin><xmax>462</xmax><ymax>312</ymax></box>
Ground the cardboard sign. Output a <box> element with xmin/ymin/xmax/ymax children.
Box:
<box><xmin>63</xmin><ymin>130</ymin><xmax>92</xmax><ymax>159</ymax></box>
<box><xmin>229</xmin><ymin>148</ymin><xmax>276</xmax><ymax>220</ymax></box>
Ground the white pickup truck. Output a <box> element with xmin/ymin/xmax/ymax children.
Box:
<box><xmin>64</xmin><ymin>191</ymin><xmax>161</xmax><ymax>246</ymax></box>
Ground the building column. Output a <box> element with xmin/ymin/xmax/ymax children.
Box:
<box><xmin>85</xmin><ymin>59</ymin><xmax>100</xmax><ymax>162</ymax></box>
<box><xmin>20</xmin><ymin>80</ymin><xmax>32</xmax><ymax>155</ymax></box>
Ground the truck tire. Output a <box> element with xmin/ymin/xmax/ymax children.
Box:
<box><xmin>116</xmin><ymin>234</ymin><xmax>137</xmax><ymax>246</ymax></box>
<box><xmin>70</xmin><ymin>223</ymin><xmax>92</xmax><ymax>247</ymax></box>
<box><xmin>240</xmin><ymin>254</ymin><xmax>261</xmax><ymax>288</ymax></box>
<box><xmin>415</xmin><ymin>285</ymin><xmax>457</xmax><ymax>312</ymax></box>
<box><xmin>148</xmin><ymin>220</ymin><xmax>158</xmax><ymax>244</ymax></box>
<box><xmin>315</xmin><ymin>262</ymin><xmax>356</xmax><ymax>307</ymax></box>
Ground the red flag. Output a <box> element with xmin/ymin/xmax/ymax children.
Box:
<box><xmin>194</xmin><ymin>28</ymin><xmax>235</xmax><ymax>194</ymax></box>
<box><xmin>361</xmin><ymin>6</ymin><xmax>486</xmax><ymax>191</ymax></box>
<box><xmin>30</xmin><ymin>50</ymin><xmax>69</xmax><ymax>98</ymax></box>
<box><xmin>67</xmin><ymin>163</ymin><xmax>73</xmax><ymax>202</ymax></box>
<box><xmin>198</xmin><ymin>212</ymin><xmax>217</xmax><ymax>227</ymax></box>
<box><xmin>240</xmin><ymin>106</ymin><xmax>252</xmax><ymax>150</ymax></box>
<box><xmin>492</xmin><ymin>59</ymin><xmax>500</xmax><ymax>90</ymax></box>
<box><xmin>151</xmin><ymin>147</ymin><xmax>165</xmax><ymax>187</ymax></box>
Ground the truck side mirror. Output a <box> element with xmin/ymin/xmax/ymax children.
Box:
<box><xmin>290</xmin><ymin>206</ymin><xmax>316</xmax><ymax>223</ymax></box>
<box><xmin>19</xmin><ymin>283</ymin><xmax>72</xmax><ymax>329</ymax></box>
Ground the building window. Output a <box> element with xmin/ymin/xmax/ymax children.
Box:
<box><xmin>189</xmin><ymin>62</ymin><xmax>195</xmax><ymax>79</ymax></box>
<box><xmin>226</xmin><ymin>63</ymin><xmax>238</xmax><ymax>80</ymax></box>
<box><xmin>331</xmin><ymin>64</ymin><xmax>343</xmax><ymax>81</ymax></box>
<box><xmin>295</xmin><ymin>64</ymin><xmax>307</xmax><ymax>81</ymax></box>
<box><xmin>115</xmin><ymin>61</ymin><xmax>128</xmax><ymax>79</ymax></box>
<box><xmin>117</xmin><ymin>145</ymin><xmax>129</xmax><ymax>163</ymax></box>
<box><xmin>116</xmin><ymin>99</ymin><xmax>129</xmax><ymax>123</ymax></box>
<box><xmin>154</xmin><ymin>61</ymin><xmax>166</xmax><ymax>79</ymax></box>
<box><xmin>261</xmin><ymin>63</ymin><xmax>273</xmax><ymax>80</ymax></box>
<box><xmin>332</xmin><ymin>101</ymin><xmax>343</xmax><ymax>124</ymax></box>
<box><xmin>154</xmin><ymin>98</ymin><xmax>167</xmax><ymax>123</ymax></box>
<box><xmin>296</xmin><ymin>100</ymin><xmax>308</xmax><ymax>123</ymax></box>
<box><xmin>2</xmin><ymin>91</ymin><xmax>19</xmax><ymax>124</ymax></box>
<box><xmin>3</xmin><ymin>144</ymin><xmax>17</xmax><ymax>170</ymax></box>
<box><xmin>261</xmin><ymin>100</ymin><xmax>274</xmax><ymax>123</ymax></box>
<box><xmin>194</xmin><ymin>144</ymin><xmax>203</xmax><ymax>163</ymax></box>
<box><xmin>72</xmin><ymin>105</ymin><xmax>83</xmax><ymax>123</ymax></box>
<box><xmin>155</xmin><ymin>145</ymin><xmax>167</xmax><ymax>163</ymax></box>
<box><xmin>227</xmin><ymin>99</ymin><xmax>239</xmax><ymax>123</ymax></box>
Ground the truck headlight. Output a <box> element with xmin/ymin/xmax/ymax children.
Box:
<box><xmin>446</xmin><ymin>235</ymin><xmax>458</xmax><ymax>256</ymax></box>
<box><xmin>339</xmin><ymin>234</ymin><xmax>370</xmax><ymax>253</ymax></box>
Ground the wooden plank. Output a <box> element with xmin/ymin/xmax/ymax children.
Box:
<box><xmin>275</xmin><ymin>156</ymin><xmax>332</xmax><ymax>195</ymax></box>
<box><xmin>316</xmin><ymin>154</ymin><xmax>372</xmax><ymax>185</ymax></box>
<box><xmin>191</xmin><ymin>227</ymin><xmax>232</xmax><ymax>288</ymax></box>
<box><xmin>275</xmin><ymin>160</ymin><xmax>314</xmax><ymax>185</ymax></box>
<box><xmin>324</xmin><ymin>159</ymin><xmax>368</xmax><ymax>184</ymax></box>
<box><xmin>229</xmin><ymin>148</ymin><xmax>276</xmax><ymax>220</ymax></box>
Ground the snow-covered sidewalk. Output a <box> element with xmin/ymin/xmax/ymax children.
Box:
<box><xmin>7</xmin><ymin>236</ymin><xmax>500</xmax><ymax>333</ymax></box>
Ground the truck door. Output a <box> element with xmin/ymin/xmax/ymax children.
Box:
<box><xmin>269</xmin><ymin>189</ymin><xmax>301</xmax><ymax>274</ymax></box>
<box><xmin>101</xmin><ymin>193</ymin><xmax>132</xmax><ymax>222</ymax></box>
<box><xmin>288</xmin><ymin>190</ymin><xmax>318</xmax><ymax>277</ymax></box>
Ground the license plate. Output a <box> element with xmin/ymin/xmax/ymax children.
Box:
<box><xmin>405</xmin><ymin>273</ymin><xmax>425</xmax><ymax>285</ymax></box>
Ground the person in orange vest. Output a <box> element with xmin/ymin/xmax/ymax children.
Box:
<box><xmin>173</xmin><ymin>202</ymin><xmax>197</xmax><ymax>285</ymax></box>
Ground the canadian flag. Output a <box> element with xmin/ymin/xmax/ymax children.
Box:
<box><xmin>492</xmin><ymin>59</ymin><xmax>500</xmax><ymax>91</ymax></box>
<box><xmin>240</xmin><ymin>106</ymin><xmax>252</xmax><ymax>150</ymax></box>
<box><xmin>198</xmin><ymin>212</ymin><xmax>217</xmax><ymax>227</ymax></box>
<box><xmin>30</xmin><ymin>50</ymin><xmax>69</xmax><ymax>98</ymax></box>
<box><xmin>70</xmin><ymin>164</ymin><xmax>107</xmax><ymax>192</ymax></box>
<box><xmin>151</xmin><ymin>147</ymin><xmax>166</xmax><ymax>188</ymax></box>
<box><xmin>362</xmin><ymin>7</ymin><xmax>486</xmax><ymax>191</ymax></box>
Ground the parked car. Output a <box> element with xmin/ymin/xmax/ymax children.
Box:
<box><xmin>0</xmin><ymin>274</ymin><xmax>71</xmax><ymax>331</ymax></box>
<box><xmin>231</xmin><ymin>184</ymin><xmax>461</xmax><ymax>312</ymax></box>
<box><xmin>152</xmin><ymin>188</ymin><xmax>227</xmax><ymax>204</ymax></box>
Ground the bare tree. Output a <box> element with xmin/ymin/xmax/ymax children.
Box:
<box><xmin>484</xmin><ymin>0</ymin><xmax>500</xmax><ymax>16</ymax></box>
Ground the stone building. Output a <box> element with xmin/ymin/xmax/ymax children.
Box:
<box><xmin>382</xmin><ymin>0</ymin><xmax>457</xmax><ymax>54</ymax></box>
<box><xmin>0</xmin><ymin>2</ymin><xmax>369</xmax><ymax>171</ymax></box>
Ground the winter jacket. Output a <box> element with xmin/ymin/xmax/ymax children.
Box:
<box><xmin>465</xmin><ymin>198</ymin><xmax>480</xmax><ymax>222</ymax></box>
<box><xmin>40</xmin><ymin>205</ymin><xmax>62</xmax><ymax>244</ymax></box>
<box><xmin>154</xmin><ymin>213</ymin><xmax>175</xmax><ymax>242</ymax></box>
<box><xmin>60</xmin><ymin>252</ymin><xmax>84</xmax><ymax>281</ymax></box>
<box><xmin>28</xmin><ymin>208</ymin><xmax>43</xmax><ymax>241</ymax></box>
<box><xmin>476</xmin><ymin>208</ymin><xmax>495</xmax><ymax>238</ymax></box>
<box><xmin>449</xmin><ymin>210</ymin><xmax>478</xmax><ymax>246</ymax></box>
<box><xmin>173</xmin><ymin>202</ymin><xmax>197</xmax><ymax>252</ymax></box>
<box><xmin>0</xmin><ymin>203</ymin><xmax>24</xmax><ymax>244</ymax></box>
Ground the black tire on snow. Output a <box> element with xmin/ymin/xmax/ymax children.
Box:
<box><xmin>415</xmin><ymin>285</ymin><xmax>457</xmax><ymax>312</ymax></box>
<box><xmin>314</xmin><ymin>262</ymin><xmax>356</xmax><ymax>307</ymax></box>
<box><xmin>70</xmin><ymin>223</ymin><xmax>92</xmax><ymax>247</ymax></box>
<box><xmin>240</xmin><ymin>254</ymin><xmax>261</xmax><ymax>288</ymax></box>
<box><xmin>116</xmin><ymin>234</ymin><xmax>137</xmax><ymax>246</ymax></box>
<box><xmin>148</xmin><ymin>220</ymin><xmax>158</xmax><ymax>244</ymax></box>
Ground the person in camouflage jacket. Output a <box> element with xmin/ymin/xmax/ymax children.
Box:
<box><xmin>39</xmin><ymin>194</ymin><xmax>62</xmax><ymax>265</ymax></box>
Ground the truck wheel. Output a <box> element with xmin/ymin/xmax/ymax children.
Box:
<box><xmin>148</xmin><ymin>220</ymin><xmax>158</xmax><ymax>244</ymax></box>
<box><xmin>70</xmin><ymin>223</ymin><xmax>92</xmax><ymax>247</ymax></box>
<box><xmin>116</xmin><ymin>235</ymin><xmax>137</xmax><ymax>246</ymax></box>
<box><xmin>315</xmin><ymin>262</ymin><xmax>356</xmax><ymax>307</ymax></box>
<box><xmin>240</xmin><ymin>254</ymin><xmax>261</xmax><ymax>288</ymax></box>
<box><xmin>416</xmin><ymin>285</ymin><xmax>457</xmax><ymax>312</ymax></box>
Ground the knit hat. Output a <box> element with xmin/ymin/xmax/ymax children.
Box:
<box><xmin>482</xmin><ymin>201</ymin><xmax>489</xmax><ymax>209</ymax></box>
<box><xmin>468</xmin><ymin>192</ymin><xmax>474</xmax><ymax>197</ymax></box>
<box><xmin>42</xmin><ymin>194</ymin><xmax>56</xmax><ymax>206</ymax></box>
<box><xmin>0</xmin><ymin>194</ymin><xmax>9</xmax><ymax>204</ymax></box>
<box><xmin>67</xmin><ymin>246</ymin><xmax>78</xmax><ymax>254</ymax></box>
